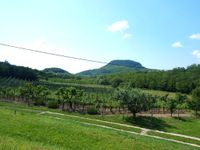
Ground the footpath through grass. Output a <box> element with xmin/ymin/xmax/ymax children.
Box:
<box><xmin>0</xmin><ymin>101</ymin><xmax>199</xmax><ymax>150</ymax></box>
<box><xmin>84</xmin><ymin>114</ymin><xmax>200</xmax><ymax>138</ymax></box>
<box><xmin>1</xmin><ymin>101</ymin><xmax>200</xmax><ymax>137</ymax></box>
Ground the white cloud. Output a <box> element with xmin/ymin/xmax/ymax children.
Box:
<box><xmin>189</xmin><ymin>33</ymin><xmax>200</xmax><ymax>40</ymax></box>
<box><xmin>172</xmin><ymin>41</ymin><xmax>183</xmax><ymax>48</ymax></box>
<box><xmin>107</xmin><ymin>20</ymin><xmax>129</xmax><ymax>32</ymax></box>
<box><xmin>122</xmin><ymin>33</ymin><xmax>132</xmax><ymax>39</ymax></box>
<box><xmin>192</xmin><ymin>50</ymin><xmax>200</xmax><ymax>59</ymax></box>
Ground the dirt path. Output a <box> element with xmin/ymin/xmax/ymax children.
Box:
<box><xmin>39</xmin><ymin>111</ymin><xmax>200</xmax><ymax>148</ymax></box>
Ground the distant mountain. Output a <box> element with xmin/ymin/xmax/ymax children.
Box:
<box><xmin>78</xmin><ymin>60</ymin><xmax>148</xmax><ymax>76</ymax></box>
<box><xmin>43</xmin><ymin>68</ymin><xmax>70</xmax><ymax>74</ymax></box>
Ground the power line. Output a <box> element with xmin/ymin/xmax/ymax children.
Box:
<box><xmin>0</xmin><ymin>43</ymin><xmax>108</xmax><ymax>64</ymax></box>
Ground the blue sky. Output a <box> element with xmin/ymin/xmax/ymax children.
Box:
<box><xmin>0</xmin><ymin>0</ymin><xmax>200</xmax><ymax>73</ymax></box>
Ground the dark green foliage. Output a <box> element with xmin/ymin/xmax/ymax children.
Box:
<box><xmin>97</xmin><ymin>77</ymin><xmax>110</xmax><ymax>85</ymax></box>
<box><xmin>19</xmin><ymin>83</ymin><xmax>49</xmax><ymax>106</ymax></box>
<box><xmin>111</xmin><ymin>78</ymin><xmax>123</xmax><ymax>88</ymax></box>
<box><xmin>33</xmin><ymin>99</ymin><xmax>46</xmax><ymax>106</ymax></box>
<box><xmin>87</xmin><ymin>106</ymin><xmax>99</xmax><ymax>115</ymax></box>
<box><xmin>43</xmin><ymin>68</ymin><xmax>69</xmax><ymax>74</ymax></box>
<box><xmin>114</xmin><ymin>88</ymin><xmax>149</xmax><ymax>117</ymax></box>
<box><xmin>188</xmin><ymin>87</ymin><xmax>200</xmax><ymax>116</ymax></box>
<box><xmin>0</xmin><ymin>61</ymin><xmax>38</xmax><ymax>81</ymax></box>
<box><xmin>175</xmin><ymin>93</ymin><xmax>187</xmax><ymax>118</ymax></box>
<box><xmin>166</xmin><ymin>98</ymin><xmax>177</xmax><ymax>117</ymax></box>
<box><xmin>47</xmin><ymin>100</ymin><xmax>59</xmax><ymax>109</ymax></box>
<box><xmin>100</xmin><ymin>64</ymin><xmax>200</xmax><ymax>93</ymax></box>
<box><xmin>43</xmin><ymin>67</ymin><xmax>72</xmax><ymax>79</ymax></box>
<box><xmin>0</xmin><ymin>77</ymin><xmax>28</xmax><ymax>88</ymax></box>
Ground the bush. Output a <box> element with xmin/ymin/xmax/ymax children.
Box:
<box><xmin>111</xmin><ymin>78</ymin><xmax>123</xmax><ymax>88</ymax></box>
<box><xmin>87</xmin><ymin>106</ymin><xmax>99</xmax><ymax>115</ymax></box>
<box><xmin>47</xmin><ymin>101</ymin><xmax>58</xmax><ymax>109</ymax></box>
<box><xmin>34</xmin><ymin>99</ymin><xmax>46</xmax><ymax>106</ymax></box>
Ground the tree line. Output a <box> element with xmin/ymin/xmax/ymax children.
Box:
<box><xmin>98</xmin><ymin>64</ymin><xmax>200</xmax><ymax>94</ymax></box>
<box><xmin>0</xmin><ymin>61</ymin><xmax>38</xmax><ymax>81</ymax></box>
<box><xmin>0</xmin><ymin>83</ymin><xmax>199</xmax><ymax>118</ymax></box>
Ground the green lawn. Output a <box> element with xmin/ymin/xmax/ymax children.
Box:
<box><xmin>148</xmin><ymin>131</ymin><xmax>200</xmax><ymax>146</ymax></box>
<box><xmin>85</xmin><ymin>114</ymin><xmax>200</xmax><ymax>138</ymax></box>
<box><xmin>0</xmin><ymin>102</ymin><xmax>198</xmax><ymax>150</ymax></box>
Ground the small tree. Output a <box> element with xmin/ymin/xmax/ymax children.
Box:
<box><xmin>68</xmin><ymin>87</ymin><xmax>77</xmax><ymax>111</ymax></box>
<box><xmin>166</xmin><ymin>98</ymin><xmax>176</xmax><ymax>117</ymax></box>
<box><xmin>34</xmin><ymin>85</ymin><xmax>49</xmax><ymax>106</ymax></box>
<box><xmin>146</xmin><ymin>94</ymin><xmax>156</xmax><ymax>117</ymax></box>
<box><xmin>175</xmin><ymin>93</ymin><xmax>187</xmax><ymax>118</ymax></box>
<box><xmin>188</xmin><ymin>87</ymin><xmax>200</xmax><ymax>117</ymax></box>
<box><xmin>19</xmin><ymin>83</ymin><xmax>35</xmax><ymax>106</ymax></box>
<box><xmin>56</xmin><ymin>87</ymin><xmax>70</xmax><ymax>111</ymax></box>
<box><xmin>114</xmin><ymin>88</ymin><xmax>148</xmax><ymax>118</ymax></box>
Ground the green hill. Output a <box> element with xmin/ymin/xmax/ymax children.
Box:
<box><xmin>78</xmin><ymin>60</ymin><xmax>148</xmax><ymax>76</ymax></box>
<box><xmin>43</xmin><ymin>67</ymin><xmax>71</xmax><ymax>74</ymax></box>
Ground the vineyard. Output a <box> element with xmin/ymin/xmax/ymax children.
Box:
<box><xmin>0</xmin><ymin>77</ymin><xmax>28</xmax><ymax>87</ymax></box>
<box><xmin>0</xmin><ymin>77</ymin><xmax>198</xmax><ymax>119</ymax></box>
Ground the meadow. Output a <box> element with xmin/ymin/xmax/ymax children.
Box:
<box><xmin>0</xmin><ymin>101</ymin><xmax>199</xmax><ymax>150</ymax></box>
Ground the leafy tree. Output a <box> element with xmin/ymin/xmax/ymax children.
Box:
<box><xmin>19</xmin><ymin>83</ymin><xmax>35</xmax><ymax>106</ymax></box>
<box><xmin>175</xmin><ymin>93</ymin><xmax>187</xmax><ymax>118</ymax></box>
<box><xmin>56</xmin><ymin>87</ymin><xmax>70</xmax><ymax>111</ymax></box>
<box><xmin>111</xmin><ymin>78</ymin><xmax>123</xmax><ymax>88</ymax></box>
<box><xmin>156</xmin><ymin>94</ymin><xmax>168</xmax><ymax>114</ymax></box>
<box><xmin>188</xmin><ymin>87</ymin><xmax>200</xmax><ymax>117</ymax></box>
<box><xmin>114</xmin><ymin>88</ymin><xmax>148</xmax><ymax>117</ymax></box>
<box><xmin>166</xmin><ymin>98</ymin><xmax>176</xmax><ymax>117</ymax></box>
<box><xmin>68</xmin><ymin>87</ymin><xmax>78</xmax><ymax>111</ymax></box>
<box><xmin>73</xmin><ymin>89</ymin><xmax>84</xmax><ymax>111</ymax></box>
<box><xmin>34</xmin><ymin>85</ymin><xmax>49</xmax><ymax>106</ymax></box>
<box><xmin>146</xmin><ymin>94</ymin><xmax>156</xmax><ymax>117</ymax></box>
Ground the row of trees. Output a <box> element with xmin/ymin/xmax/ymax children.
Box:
<box><xmin>0</xmin><ymin>84</ymin><xmax>199</xmax><ymax>118</ymax></box>
<box><xmin>114</xmin><ymin>87</ymin><xmax>200</xmax><ymax>118</ymax></box>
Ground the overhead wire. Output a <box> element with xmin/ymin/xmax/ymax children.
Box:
<box><xmin>0</xmin><ymin>43</ymin><xmax>108</xmax><ymax>64</ymax></box>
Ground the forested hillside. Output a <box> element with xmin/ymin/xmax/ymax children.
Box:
<box><xmin>78</xmin><ymin>60</ymin><xmax>148</xmax><ymax>76</ymax></box>
<box><xmin>99</xmin><ymin>64</ymin><xmax>200</xmax><ymax>93</ymax></box>
<box><xmin>0</xmin><ymin>61</ymin><xmax>38</xmax><ymax>81</ymax></box>
<box><xmin>1</xmin><ymin>61</ymin><xmax>200</xmax><ymax>94</ymax></box>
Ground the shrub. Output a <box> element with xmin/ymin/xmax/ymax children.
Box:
<box><xmin>87</xmin><ymin>106</ymin><xmax>99</xmax><ymax>115</ymax></box>
<box><xmin>47</xmin><ymin>101</ymin><xmax>58</xmax><ymax>109</ymax></box>
<box><xmin>34</xmin><ymin>99</ymin><xmax>46</xmax><ymax>106</ymax></box>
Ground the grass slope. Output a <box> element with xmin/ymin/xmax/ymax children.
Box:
<box><xmin>85</xmin><ymin>114</ymin><xmax>200</xmax><ymax>138</ymax></box>
<box><xmin>0</xmin><ymin>103</ymin><xmax>198</xmax><ymax>150</ymax></box>
<box><xmin>0</xmin><ymin>102</ymin><xmax>198</xmax><ymax>150</ymax></box>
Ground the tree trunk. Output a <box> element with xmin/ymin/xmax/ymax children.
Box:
<box><xmin>82</xmin><ymin>105</ymin><xmax>85</xmax><ymax>112</ymax></box>
<box><xmin>177</xmin><ymin>109</ymin><xmax>180</xmax><ymax>119</ymax></box>
<box><xmin>73</xmin><ymin>103</ymin><xmax>76</xmax><ymax>112</ymax></box>
<box><xmin>62</xmin><ymin>102</ymin><xmax>65</xmax><ymax>111</ymax></box>
<box><xmin>133</xmin><ymin>112</ymin><xmax>136</xmax><ymax>118</ymax></box>
<box><xmin>69</xmin><ymin>101</ymin><xmax>73</xmax><ymax>110</ymax></box>
<box><xmin>118</xmin><ymin>107</ymin><xmax>121</xmax><ymax>114</ymax></box>
<box><xmin>110</xmin><ymin>107</ymin><xmax>114</xmax><ymax>114</ymax></box>
<box><xmin>195</xmin><ymin>109</ymin><xmax>198</xmax><ymax>118</ymax></box>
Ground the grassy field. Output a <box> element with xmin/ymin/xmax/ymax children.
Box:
<box><xmin>0</xmin><ymin>101</ymin><xmax>199</xmax><ymax>150</ymax></box>
<box><xmin>1</xmin><ymin>101</ymin><xmax>199</xmax><ymax>137</ymax></box>
<box><xmin>84</xmin><ymin>114</ymin><xmax>200</xmax><ymax>138</ymax></box>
